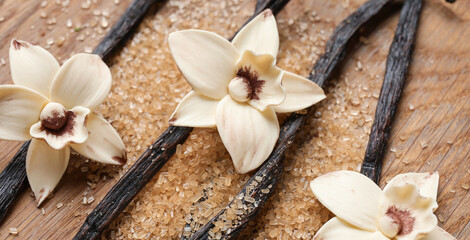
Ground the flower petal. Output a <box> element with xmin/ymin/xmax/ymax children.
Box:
<box><xmin>310</xmin><ymin>170</ymin><xmax>383</xmax><ymax>231</ymax></box>
<box><xmin>9</xmin><ymin>39</ymin><xmax>60</xmax><ymax>97</ymax></box>
<box><xmin>422</xmin><ymin>227</ymin><xmax>456</xmax><ymax>240</ymax></box>
<box><xmin>273</xmin><ymin>71</ymin><xmax>326</xmax><ymax>113</ymax></box>
<box><xmin>50</xmin><ymin>53</ymin><xmax>111</xmax><ymax>110</ymax></box>
<box><xmin>215</xmin><ymin>96</ymin><xmax>279</xmax><ymax>174</ymax></box>
<box><xmin>232</xmin><ymin>9</ymin><xmax>279</xmax><ymax>57</ymax></box>
<box><xmin>30</xmin><ymin>106</ymin><xmax>90</xmax><ymax>149</ymax></box>
<box><xmin>169</xmin><ymin>91</ymin><xmax>218</xmax><ymax>127</ymax></box>
<box><xmin>234</xmin><ymin>50</ymin><xmax>285</xmax><ymax>111</ymax></box>
<box><xmin>383</xmin><ymin>184</ymin><xmax>437</xmax><ymax>240</ymax></box>
<box><xmin>26</xmin><ymin>139</ymin><xmax>70</xmax><ymax>206</ymax></box>
<box><xmin>168</xmin><ymin>30</ymin><xmax>239</xmax><ymax>99</ymax></box>
<box><xmin>384</xmin><ymin>172</ymin><xmax>439</xmax><ymax>203</ymax></box>
<box><xmin>0</xmin><ymin>85</ymin><xmax>48</xmax><ymax>141</ymax></box>
<box><xmin>71</xmin><ymin>113</ymin><xmax>126</xmax><ymax>165</ymax></box>
<box><xmin>314</xmin><ymin>217</ymin><xmax>389</xmax><ymax>240</ymax></box>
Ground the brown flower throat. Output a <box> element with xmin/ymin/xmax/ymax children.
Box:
<box><xmin>236</xmin><ymin>66</ymin><xmax>265</xmax><ymax>100</ymax></box>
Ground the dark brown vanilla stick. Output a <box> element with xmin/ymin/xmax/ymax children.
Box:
<box><xmin>0</xmin><ymin>141</ymin><xmax>29</xmax><ymax>223</ymax></box>
<box><xmin>74</xmin><ymin>1</ymin><xmax>289</xmax><ymax>239</ymax></box>
<box><xmin>0</xmin><ymin>0</ymin><xmax>161</xmax><ymax>225</ymax></box>
<box><xmin>361</xmin><ymin>0</ymin><xmax>422</xmax><ymax>184</ymax></box>
<box><xmin>184</xmin><ymin>0</ymin><xmax>393</xmax><ymax>239</ymax></box>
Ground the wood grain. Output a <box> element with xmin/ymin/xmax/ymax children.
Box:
<box><xmin>0</xmin><ymin>0</ymin><xmax>469</xmax><ymax>239</ymax></box>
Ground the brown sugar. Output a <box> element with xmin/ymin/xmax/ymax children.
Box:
<box><xmin>95</xmin><ymin>0</ymin><xmax>385</xmax><ymax>238</ymax></box>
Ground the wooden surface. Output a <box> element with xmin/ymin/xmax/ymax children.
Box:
<box><xmin>0</xmin><ymin>0</ymin><xmax>469</xmax><ymax>239</ymax></box>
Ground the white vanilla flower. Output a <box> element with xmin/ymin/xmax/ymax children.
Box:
<box><xmin>0</xmin><ymin>39</ymin><xmax>126</xmax><ymax>206</ymax></box>
<box><xmin>168</xmin><ymin>9</ymin><xmax>326</xmax><ymax>173</ymax></box>
<box><xmin>310</xmin><ymin>170</ymin><xmax>456</xmax><ymax>240</ymax></box>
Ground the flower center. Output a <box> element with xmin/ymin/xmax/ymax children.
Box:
<box><xmin>228</xmin><ymin>76</ymin><xmax>251</xmax><ymax>102</ymax></box>
<box><xmin>379</xmin><ymin>206</ymin><xmax>415</xmax><ymax>238</ymax></box>
<box><xmin>379</xmin><ymin>213</ymin><xmax>402</xmax><ymax>238</ymax></box>
<box><xmin>40</xmin><ymin>102</ymin><xmax>68</xmax><ymax>131</ymax></box>
<box><xmin>228</xmin><ymin>66</ymin><xmax>265</xmax><ymax>103</ymax></box>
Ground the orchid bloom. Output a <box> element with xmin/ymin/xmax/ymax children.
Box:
<box><xmin>310</xmin><ymin>170</ymin><xmax>456</xmax><ymax>240</ymax></box>
<box><xmin>168</xmin><ymin>9</ymin><xmax>326</xmax><ymax>173</ymax></box>
<box><xmin>0</xmin><ymin>39</ymin><xmax>126</xmax><ymax>206</ymax></box>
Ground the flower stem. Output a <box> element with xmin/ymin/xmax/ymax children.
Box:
<box><xmin>361</xmin><ymin>0</ymin><xmax>423</xmax><ymax>184</ymax></box>
<box><xmin>183</xmin><ymin>0</ymin><xmax>394</xmax><ymax>239</ymax></box>
<box><xmin>0</xmin><ymin>0</ymin><xmax>162</xmax><ymax>224</ymax></box>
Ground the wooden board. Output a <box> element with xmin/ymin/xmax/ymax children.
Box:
<box><xmin>0</xmin><ymin>0</ymin><xmax>469</xmax><ymax>239</ymax></box>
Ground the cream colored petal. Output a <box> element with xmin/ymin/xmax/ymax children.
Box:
<box><xmin>169</xmin><ymin>91</ymin><xmax>219</xmax><ymax>127</ymax></box>
<box><xmin>310</xmin><ymin>170</ymin><xmax>383</xmax><ymax>231</ymax></box>
<box><xmin>71</xmin><ymin>113</ymin><xmax>126</xmax><ymax>165</ymax></box>
<box><xmin>422</xmin><ymin>227</ymin><xmax>456</xmax><ymax>240</ymax></box>
<box><xmin>0</xmin><ymin>85</ymin><xmax>48</xmax><ymax>141</ymax></box>
<box><xmin>384</xmin><ymin>172</ymin><xmax>439</xmax><ymax>204</ymax></box>
<box><xmin>168</xmin><ymin>30</ymin><xmax>239</xmax><ymax>99</ymax></box>
<box><xmin>26</xmin><ymin>139</ymin><xmax>69</xmax><ymax>206</ymax></box>
<box><xmin>234</xmin><ymin>50</ymin><xmax>285</xmax><ymax>111</ymax></box>
<box><xmin>314</xmin><ymin>217</ymin><xmax>389</xmax><ymax>240</ymax></box>
<box><xmin>232</xmin><ymin>9</ymin><xmax>279</xmax><ymax>56</ymax></box>
<box><xmin>9</xmin><ymin>39</ymin><xmax>60</xmax><ymax>97</ymax></box>
<box><xmin>30</xmin><ymin>106</ymin><xmax>90</xmax><ymax>149</ymax></box>
<box><xmin>216</xmin><ymin>96</ymin><xmax>279</xmax><ymax>174</ymax></box>
<box><xmin>383</xmin><ymin>184</ymin><xmax>438</xmax><ymax>240</ymax></box>
<box><xmin>50</xmin><ymin>53</ymin><xmax>111</xmax><ymax>110</ymax></box>
<box><xmin>273</xmin><ymin>71</ymin><xmax>326</xmax><ymax>113</ymax></box>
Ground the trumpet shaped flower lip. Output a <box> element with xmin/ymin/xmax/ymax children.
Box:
<box><xmin>30</xmin><ymin>104</ymin><xmax>90</xmax><ymax>150</ymax></box>
<box><xmin>310</xmin><ymin>171</ymin><xmax>455</xmax><ymax>240</ymax></box>
<box><xmin>0</xmin><ymin>39</ymin><xmax>127</xmax><ymax>206</ymax></box>
<box><xmin>232</xmin><ymin>50</ymin><xmax>285</xmax><ymax>111</ymax></box>
<box><xmin>168</xmin><ymin>9</ymin><xmax>326</xmax><ymax>173</ymax></box>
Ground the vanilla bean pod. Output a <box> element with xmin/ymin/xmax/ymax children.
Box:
<box><xmin>73</xmin><ymin>1</ymin><xmax>289</xmax><ymax>239</ymax></box>
<box><xmin>0</xmin><ymin>141</ymin><xmax>29</xmax><ymax>223</ymax></box>
<box><xmin>255</xmin><ymin>0</ymin><xmax>267</xmax><ymax>11</ymax></box>
<box><xmin>0</xmin><ymin>0</ymin><xmax>161</xmax><ymax>225</ymax></box>
<box><xmin>361</xmin><ymin>0</ymin><xmax>422</xmax><ymax>183</ymax></box>
<box><xmin>184</xmin><ymin>0</ymin><xmax>393</xmax><ymax>239</ymax></box>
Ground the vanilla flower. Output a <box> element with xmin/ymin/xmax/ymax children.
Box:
<box><xmin>168</xmin><ymin>9</ymin><xmax>326</xmax><ymax>173</ymax></box>
<box><xmin>0</xmin><ymin>39</ymin><xmax>126</xmax><ymax>206</ymax></box>
<box><xmin>310</xmin><ymin>170</ymin><xmax>456</xmax><ymax>240</ymax></box>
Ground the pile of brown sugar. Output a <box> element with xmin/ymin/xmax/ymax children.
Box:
<box><xmin>99</xmin><ymin>0</ymin><xmax>388</xmax><ymax>238</ymax></box>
